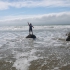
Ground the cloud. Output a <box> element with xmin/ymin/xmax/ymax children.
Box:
<box><xmin>0</xmin><ymin>0</ymin><xmax>70</xmax><ymax>10</ymax></box>
<box><xmin>0</xmin><ymin>1</ymin><xmax>10</xmax><ymax>10</ymax></box>
<box><xmin>0</xmin><ymin>12</ymin><xmax>70</xmax><ymax>26</ymax></box>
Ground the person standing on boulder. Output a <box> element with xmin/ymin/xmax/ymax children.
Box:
<box><xmin>28</xmin><ymin>22</ymin><xmax>34</xmax><ymax>35</ymax></box>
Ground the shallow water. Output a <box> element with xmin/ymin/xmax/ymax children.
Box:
<box><xmin>0</xmin><ymin>25</ymin><xmax>70</xmax><ymax>70</ymax></box>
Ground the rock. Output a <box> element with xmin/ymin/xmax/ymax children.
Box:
<box><xmin>66</xmin><ymin>32</ymin><xmax>70</xmax><ymax>36</ymax></box>
<box><xmin>26</xmin><ymin>34</ymin><xmax>36</xmax><ymax>39</ymax></box>
<box><xmin>68</xmin><ymin>33</ymin><xmax>70</xmax><ymax>36</ymax></box>
<box><xmin>66</xmin><ymin>32</ymin><xmax>70</xmax><ymax>41</ymax></box>
<box><xmin>66</xmin><ymin>36</ymin><xmax>70</xmax><ymax>41</ymax></box>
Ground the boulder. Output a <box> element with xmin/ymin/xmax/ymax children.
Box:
<box><xmin>66</xmin><ymin>32</ymin><xmax>70</xmax><ymax>41</ymax></box>
<box><xmin>26</xmin><ymin>34</ymin><xmax>36</xmax><ymax>39</ymax></box>
<box><xmin>66</xmin><ymin>36</ymin><xmax>70</xmax><ymax>41</ymax></box>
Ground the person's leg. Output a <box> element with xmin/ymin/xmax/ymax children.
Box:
<box><xmin>29</xmin><ymin>29</ymin><xmax>30</xmax><ymax>35</ymax></box>
<box><xmin>32</xmin><ymin>30</ymin><xmax>33</xmax><ymax>35</ymax></box>
<box><xmin>30</xmin><ymin>28</ymin><xmax>33</xmax><ymax>34</ymax></box>
<box><xmin>29</xmin><ymin>32</ymin><xmax>30</xmax><ymax>35</ymax></box>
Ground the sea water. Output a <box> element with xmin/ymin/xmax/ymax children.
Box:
<box><xmin>0</xmin><ymin>25</ymin><xmax>70</xmax><ymax>70</ymax></box>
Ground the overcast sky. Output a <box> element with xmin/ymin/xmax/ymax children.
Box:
<box><xmin>0</xmin><ymin>0</ymin><xmax>70</xmax><ymax>26</ymax></box>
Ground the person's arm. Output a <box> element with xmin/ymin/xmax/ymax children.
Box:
<box><xmin>32</xmin><ymin>25</ymin><xmax>34</xmax><ymax>28</ymax></box>
<box><xmin>28</xmin><ymin>22</ymin><xmax>30</xmax><ymax>26</ymax></box>
<box><xmin>31</xmin><ymin>24</ymin><xmax>34</xmax><ymax>28</ymax></box>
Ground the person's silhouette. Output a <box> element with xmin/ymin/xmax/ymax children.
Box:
<box><xmin>28</xmin><ymin>22</ymin><xmax>34</xmax><ymax>35</ymax></box>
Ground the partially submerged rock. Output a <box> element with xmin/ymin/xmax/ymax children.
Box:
<box><xmin>26</xmin><ymin>34</ymin><xmax>36</xmax><ymax>39</ymax></box>
<box><xmin>66</xmin><ymin>32</ymin><xmax>70</xmax><ymax>41</ymax></box>
<box><xmin>66</xmin><ymin>36</ymin><xmax>70</xmax><ymax>41</ymax></box>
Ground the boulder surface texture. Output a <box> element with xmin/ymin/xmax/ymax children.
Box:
<box><xmin>66</xmin><ymin>32</ymin><xmax>70</xmax><ymax>41</ymax></box>
<box><xmin>66</xmin><ymin>36</ymin><xmax>70</xmax><ymax>41</ymax></box>
<box><xmin>26</xmin><ymin>34</ymin><xmax>36</xmax><ymax>38</ymax></box>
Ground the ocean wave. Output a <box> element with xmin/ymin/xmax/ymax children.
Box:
<box><xmin>0</xmin><ymin>25</ymin><xmax>70</xmax><ymax>70</ymax></box>
<box><xmin>0</xmin><ymin>25</ymin><xmax>70</xmax><ymax>31</ymax></box>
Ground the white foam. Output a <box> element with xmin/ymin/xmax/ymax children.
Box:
<box><xmin>13</xmin><ymin>49</ymin><xmax>38</xmax><ymax>70</ymax></box>
<box><xmin>53</xmin><ymin>67</ymin><xmax>59</xmax><ymax>70</ymax></box>
<box><xmin>0</xmin><ymin>25</ymin><xmax>70</xmax><ymax>31</ymax></box>
<box><xmin>13</xmin><ymin>58</ymin><xmax>30</xmax><ymax>70</ymax></box>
